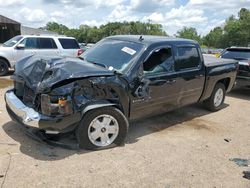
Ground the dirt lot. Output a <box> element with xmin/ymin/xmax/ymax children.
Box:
<box><xmin>0</xmin><ymin>77</ymin><xmax>249</xmax><ymax>188</ymax></box>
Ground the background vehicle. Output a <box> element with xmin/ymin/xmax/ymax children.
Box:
<box><xmin>220</xmin><ymin>47</ymin><xmax>250</xmax><ymax>88</ymax></box>
<box><xmin>0</xmin><ymin>35</ymin><xmax>83</xmax><ymax>76</ymax></box>
<box><xmin>5</xmin><ymin>35</ymin><xmax>238</xmax><ymax>150</ymax></box>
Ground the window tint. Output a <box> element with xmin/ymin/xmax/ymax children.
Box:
<box><xmin>58</xmin><ymin>38</ymin><xmax>80</xmax><ymax>49</ymax></box>
<box><xmin>39</xmin><ymin>38</ymin><xmax>57</xmax><ymax>49</ymax></box>
<box><xmin>221</xmin><ymin>49</ymin><xmax>250</xmax><ymax>60</ymax></box>
<box><xmin>143</xmin><ymin>48</ymin><xmax>174</xmax><ymax>75</ymax></box>
<box><xmin>20</xmin><ymin>38</ymin><xmax>38</xmax><ymax>49</ymax></box>
<box><xmin>176</xmin><ymin>47</ymin><xmax>200</xmax><ymax>71</ymax></box>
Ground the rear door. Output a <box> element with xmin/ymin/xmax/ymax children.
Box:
<box><xmin>174</xmin><ymin>45</ymin><xmax>205</xmax><ymax>106</ymax></box>
<box><xmin>37</xmin><ymin>38</ymin><xmax>59</xmax><ymax>56</ymax></box>
<box><xmin>57</xmin><ymin>38</ymin><xmax>80</xmax><ymax>57</ymax></box>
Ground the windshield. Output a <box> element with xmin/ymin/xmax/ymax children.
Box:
<box><xmin>3</xmin><ymin>36</ymin><xmax>23</xmax><ymax>47</ymax></box>
<box><xmin>221</xmin><ymin>49</ymin><xmax>250</xmax><ymax>60</ymax></box>
<box><xmin>82</xmin><ymin>39</ymin><xmax>144</xmax><ymax>71</ymax></box>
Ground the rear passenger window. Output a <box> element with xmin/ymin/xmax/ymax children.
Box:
<box><xmin>39</xmin><ymin>38</ymin><xmax>57</xmax><ymax>49</ymax></box>
<box><xmin>176</xmin><ymin>47</ymin><xmax>200</xmax><ymax>71</ymax></box>
<box><xmin>58</xmin><ymin>38</ymin><xmax>80</xmax><ymax>49</ymax></box>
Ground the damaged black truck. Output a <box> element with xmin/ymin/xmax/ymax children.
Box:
<box><xmin>5</xmin><ymin>35</ymin><xmax>238</xmax><ymax>150</ymax></box>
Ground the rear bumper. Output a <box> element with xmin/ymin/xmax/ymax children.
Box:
<box><xmin>236</xmin><ymin>76</ymin><xmax>250</xmax><ymax>87</ymax></box>
<box><xmin>5</xmin><ymin>90</ymin><xmax>81</xmax><ymax>133</ymax></box>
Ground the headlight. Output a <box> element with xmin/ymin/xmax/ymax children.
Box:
<box><xmin>41</xmin><ymin>94</ymin><xmax>73</xmax><ymax>116</ymax></box>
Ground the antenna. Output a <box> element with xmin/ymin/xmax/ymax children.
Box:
<box><xmin>139</xmin><ymin>35</ymin><xmax>144</xmax><ymax>41</ymax></box>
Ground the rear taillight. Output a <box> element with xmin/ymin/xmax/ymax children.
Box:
<box><xmin>77</xmin><ymin>49</ymin><xmax>84</xmax><ymax>56</ymax></box>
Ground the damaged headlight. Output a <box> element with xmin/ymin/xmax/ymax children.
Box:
<box><xmin>41</xmin><ymin>94</ymin><xmax>73</xmax><ymax>116</ymax></box>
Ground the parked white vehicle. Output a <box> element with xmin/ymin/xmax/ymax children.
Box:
<box><xmin>0</xmin><ymin>35</ymin><xmax>83</xmax><ymax>76</ymax></box>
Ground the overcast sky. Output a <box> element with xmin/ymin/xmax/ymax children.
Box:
<box><xmin>0</xmin><ymin>0</ymin><xmax>249</xmax><ymax>36</ymax></box>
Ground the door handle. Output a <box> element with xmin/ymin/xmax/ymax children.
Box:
<box><xmin>166</xmin><ymin>79</ymin><xmax>176</xmax><ymax>84</ymax></box>
<box><xmin>195</xmin><ymin>74</ymin><xmax>204</xmax><ymax>78</ymax></box>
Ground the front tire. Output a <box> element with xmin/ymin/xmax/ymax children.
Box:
<box><xmin>0</xmin><ymin>59</ymin><xmax>9</xmax><ymax>76</ymax></box>
<box><xmin>76</xmin><ymin>107</ymin><xmax>129</xmax><ymax>150</ymax></box>
<box><xmin>204</xmin><ymin>83</ymin><xmax>226</xmax><ymax>112</ymax></box>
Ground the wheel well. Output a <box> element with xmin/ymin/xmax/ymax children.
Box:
<box><xmin>83</xmin><ymin>103</ymin><xmax>124</xmax><ymax>115</ymax></box>
<box><xmin>0</xmin><ymin>57</ymin><xmax>10</xmax><ymax>68</ymax></box>
<box><xmin>217</xmin><ymin>78</ymin><xmax>230</xmax><ymax>91</ymax></box>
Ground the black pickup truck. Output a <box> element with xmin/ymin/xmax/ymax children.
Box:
<box><xmin>5</xmin><ymin>35</ymin><xmax>238</xmax><ymax>150</ymax></box>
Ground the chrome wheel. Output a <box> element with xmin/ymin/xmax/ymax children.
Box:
<box><xmin>88</xmin><ymin>114</ymin><xmax>119</xmax><ymax>147</ymax></box>
<box><xmin>214</xmin><ymin>88</ymin><xmax>224</xmax><ymax>107</ymax></box>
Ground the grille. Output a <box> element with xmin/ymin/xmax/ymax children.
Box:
<box><xmin>23</xmin><ymin>85</ymin><xmax>36</xmax><ymax>107</ymax></box>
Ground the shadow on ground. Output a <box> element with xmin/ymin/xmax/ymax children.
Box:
<box><xmin>2</xmin><ymin>103</ymin><xmax>227</xmax><ymax>161</ymax></box>
<box><xmin>228</xmin><ymin>87</ymin><xmax>250</xmax><ymax>101</ymax></box>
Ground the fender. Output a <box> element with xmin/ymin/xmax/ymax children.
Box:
<box><xmin>82</xmin><ymin>102</ymin><xmax>117</xmax><ymax>115</ymax></box>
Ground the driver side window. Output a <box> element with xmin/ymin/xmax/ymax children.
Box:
<box><xmin>143</xmin><ymin>47</ymin><xmax>174</xmax><ymax>75</ymax></box>
<box><xmin>19</xmin><ymin>38</ymin><xmax>38</xmax><ymax>49</ymax></box>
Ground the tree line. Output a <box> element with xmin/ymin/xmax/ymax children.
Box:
<box><xmin>41</xmin><ymin>21</ymin><xmax>167</xmax><ymax>44</ymax></box>
<box><xmin>42</xmin><ymin>8</ymin><xmax>250</xmax><ymax>48</ymax></box>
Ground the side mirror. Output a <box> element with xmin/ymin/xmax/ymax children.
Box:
<box><xmin>16</xmin><ymin>44</ymin><xmax>25</xmax><ymax>49</ymax></box>
<box><xmin>134</xmin><ymin>78</ymin><xmax>150</xmax><ymax>99</ymax></box>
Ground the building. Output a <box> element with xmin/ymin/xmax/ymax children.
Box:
<box><xmin>0</xmin><ymin>15</ymin><xmax>58</xmax><ymax>43</ymax></box>
<box><xmin>0</xmin><ymin>15</ymin><xmax>21</xmax><ymax>43</ymax></box>
<box><xmin>21</xmin><ymin>26</ymin><xmax>58</xmax><ymax>36</ymax></box>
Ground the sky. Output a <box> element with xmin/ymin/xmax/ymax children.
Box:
<box><xmin>0</xmin><ymin>0</ymin><xmax>250</xmax><ymax>36</ymax></box>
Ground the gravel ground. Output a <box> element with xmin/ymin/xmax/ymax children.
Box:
<box><xmin>0</xmin><ymin>77</ymin><xmax>249</xmax><ymax>188</ymax></box>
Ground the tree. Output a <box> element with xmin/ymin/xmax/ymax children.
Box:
<box><xmin>203</xmin><ymin>27</ymin><xmax>224</xmax><ymax>48</ymax></box>
<box><xmin>176</xmin><ymin>27</ymin><xmax>201</xmax><ymax>43</ymax></box>
<box><xmin>44</xmin><ymin>22</ymin><xmax>69</xmax><ymax>35</ymax></box>
<box><xmin>204</xmin><ymin>8</ymin><xmax>250</xmax><ymax>48</ymax></box>
<box><xmin>43</xmin><ymin>21</ymin><xmax>167</xmax><ymax>43</ymax></box>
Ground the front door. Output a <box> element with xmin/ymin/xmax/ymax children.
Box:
<box><xmin>130</xmin><ymin>46</ymin><xmax>181</xmax><ymax>119</ymax></box>
<box><xmin>14</xmin><ymin>37</ymin><xmax>37</xmax><ymax>62</ymax></box>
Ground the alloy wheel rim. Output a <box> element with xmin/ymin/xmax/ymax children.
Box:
<box><xmin>88</xmin><ymin>114</ymin><xmax>119</xmax><ymax>147</ymax></box>
<box><xmin>214</xmin><ymin>88</ymin><xmax>223</xmax><ymax>107</ymax></box>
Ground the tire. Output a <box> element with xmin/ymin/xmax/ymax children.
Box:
<box><xmin>0</xmin><ymin>59</ymin><xmax>9</xmax><ymax>76</ymax></box>
<box><xmin>204</xmin><ymin>83</ymin><xmax>226</xmax><ymax>112</ymax></box>
<box><xmin>76</xmin><ymin>107</ymin><xmax>129</xmax><ymax>150</ymax></box>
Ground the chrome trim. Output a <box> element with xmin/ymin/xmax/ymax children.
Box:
<box><xmin>5</xmin><ymin>90</ymin><xmax>41</xmax><ymax>128</ymax></box>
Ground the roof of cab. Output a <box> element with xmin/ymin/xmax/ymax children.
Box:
<box><xmin>107</xmin><ymin>35</ymin><xmax>198</xmax><ymax>46</ymax></box>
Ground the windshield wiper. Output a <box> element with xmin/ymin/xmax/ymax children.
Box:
<box><xmin>80</xmin><ymin>57</ymin><xmax>123</xmax><ymax>75</ymax></box>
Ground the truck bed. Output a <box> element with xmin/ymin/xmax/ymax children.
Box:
<box><xmin>203</xmin><ymin>54</ymin><xmax>238</xmax><ymax>67</ymax></box>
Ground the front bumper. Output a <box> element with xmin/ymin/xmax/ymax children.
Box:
<box><xmin>5</xmin><ymin>90</ymin><xmax>81</xmax><ymax>133</ymax></box>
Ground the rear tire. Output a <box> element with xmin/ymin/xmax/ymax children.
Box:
<box><xmin>0</xmin><ymin>59</ymin><xmax>9</xmax><ymax>76</ymax></box>
<box><xmin>76</xmin><ymin>107</ymin><xmax>129</xmax><ymax>150</ymax></box>
<box><xmin>204</xmin><ymin>83</ymin><xmax>226</xmax><ymax>112</ymax></box>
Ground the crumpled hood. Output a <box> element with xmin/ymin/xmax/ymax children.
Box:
<box><xmin>14</xmin><ymin>55</ymin><xmax>114</xmax><ymax>93</ymax></box>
